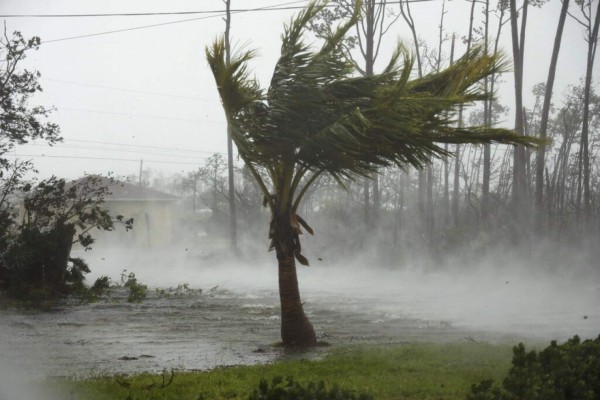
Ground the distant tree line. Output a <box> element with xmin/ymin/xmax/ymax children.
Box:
<box><xmin>145</xmin><ymin>75</ymin><xmax>600</xmax><ymax>264</ymax></box>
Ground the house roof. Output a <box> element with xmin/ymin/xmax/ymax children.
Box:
<box><xmin>74</xmin><ymin>175</ymin><xmax>178</xmax><ymax>202</ymax></box>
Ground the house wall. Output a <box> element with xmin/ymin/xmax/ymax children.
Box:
<box><xmin>96</xmin><ymin>200</ymin><xmax>177</xmax><ymax>250</ymax></box>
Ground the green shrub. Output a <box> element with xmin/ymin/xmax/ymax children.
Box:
<box><xmin>249</xmin><ymin>376</ymin><xmax>373</xmax><ymax>400</ymax></box>
<box><xmin>89</xmin><ymin>275</ymin><xmax>111</xmax><ymax>298</ymax></box>
<box><xmin>467</xmin><ymin>335</ymin><xmax>600</xmax><ymax>400</ymax></box>
<box><xmin>123</xmin><ymin>271</ymin><xmax>147</xmax><ymax>303</ymax></box>
<box><xmin>0</xmin><ymin>175</ymin><xmax>133</xmax><ymax>304</ymax></box>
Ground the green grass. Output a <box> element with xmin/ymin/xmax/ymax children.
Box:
<box><xmin>51</xmin><ymin>342</ymin><xmax>514</xmax><ymax>400</ymax></box>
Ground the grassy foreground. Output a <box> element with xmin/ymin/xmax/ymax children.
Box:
<box><xmin>54</xmin><ymin>342</ymin><xmax>514</xmax><ymax>400</ymax></box>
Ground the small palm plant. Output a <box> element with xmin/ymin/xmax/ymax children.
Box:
<box><xmin>206</xmin><ymin>0</ymin><xmax>539</xmax><ymax>347</ymax></box>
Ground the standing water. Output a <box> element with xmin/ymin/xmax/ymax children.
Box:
<box><xmin>0</xmin><ymin>248</ymin><xmax>599</xmax><ymax>379</ymax></box>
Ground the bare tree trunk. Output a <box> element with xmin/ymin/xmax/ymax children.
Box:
<box><xmin>426</xmin><ymin>0</ymin><xmax>447</xmax><ymax>237</ymax></box>
<box><xmin>394</xmin><ymin>170</ymin><xmax>405</xmax><ymax>246</ymax></box>
<box><xmin>399</xmin><ymin>0</ymin><xmax>422</xmax><ymax>77</ymax></box>
<box><xmin>453</xmin><ymin>0</ymin><xmax>477</xmax><ymax>227</ymax></box>
<box><xmin>418</xmin><ymin>169</ymin><xmax>426</xmax><ymax>228</ymax></box>
<box><xmin>443</xmin><ymin>144</ymin><xmax>449</xmax><ymax>225</ymax></box>
<box><xmin>536</xmin><ymin>0</ymin><xmax>569</xmax><ymax>233</ymax></box>
<box><xmin>485</xmin><ymin>4</ymin><xmax>506</xmax><ymax>225</ymax></box>
<box><xmin>363</xmin><ymin>178</ymin><xmax>370</xmax><ymax>227</ymax></box>
<box><xmin>510</xmin><ymin>0</ymin><xmax>529</xmax><ymax>223</ymax></box>
<box><xmin>426</xmin><ymin>163</ymin><xmax>433</xmax><ymax>234</ymax></box>
<box><xmin>551</xmin><ymin>113</ymin><xmax>576</xmax><ymax>228</ymax></box>
<box><xmin>482</xmin><ymin>144</ymin><xmax>491</xmax><ymax>223</ymax></box>
<box><xmin>192</xmin><ymin>184</ymin><xmax>197</xmax><ymax>212</ymax></box>
<box><xmin>443</xmin><ymin>34</ymin><xmax>456</xmax><ymax>227</ymax></box>
<box><xmin>400</xmin><ymin>0</ymin><xmax>426</xmax><ymax>233</ymax></box>
<box><xmin>560</xmin><ymin>115</ymin><xmax>576</xmax><ymax>223</ymax></box>
<box><xmin>577</xmin><ymin>146</ymin><xmax>583</xmax><ymax>217</ymax></box>
<box><xmin>524</xmin><ymin>106</ymin><xmax>531</xmax><ymax>187</ymax></box>
<box><xmin>482</xmin><ymin>0</ymin><xmax>491</xmax><ymax>224</ymax></box>
<box><xmin>581</xmin><ymin>0</ymin><xmax>600</xmax><ymax>223</ymax></box>
<box><xmin>347</xmin><ymin>0</ymin><xmax>396</xmax><ymax>230</ymax></box>
<box><xmin>224</xmin><ymin>0</ymin><xmax>237</xmax><ymax>249</ymax></box>
<box><xmin>365</xmin><ymin>0</ymin><xmax>380</xmax><ymax>227</ymax></box>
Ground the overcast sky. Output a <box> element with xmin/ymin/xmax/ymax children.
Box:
<box><xmin>1</xmin><ymin>0</ymin><xmax>597</xmax><ymax>183</ymax></box>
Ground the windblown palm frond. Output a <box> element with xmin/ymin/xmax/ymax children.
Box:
<box><xmin>205</xmin><ymin>39</ymin><xmax>261</xmax><ymax>116</ymax></box>
<box><xmin>207</xmin><ymin>3</ymin><xmax>535</xmax><ymax>180</ymax></box>
<box><xmin>206</xmin><ymin>0</ymin><xmax>541</xmax><ymax>264</ymax></box>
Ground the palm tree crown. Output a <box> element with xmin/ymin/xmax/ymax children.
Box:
<box><xmin>207</xmin><ymin>0</ymin><xmax>537</xmax><ymax>264</ymax></box>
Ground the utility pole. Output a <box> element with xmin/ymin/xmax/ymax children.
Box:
<box><xmin>138</xmin><ymin>159</ymin><xmax>143</xmax><ymax>187</ymax></box>
<box><xmin>224</xmin><ymin>0</ymin><xmax>237</xmax><ymax>249</ymax></box>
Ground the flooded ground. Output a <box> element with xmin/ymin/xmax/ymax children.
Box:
<box><xmin>0</xmin><ymin>251</ymin><xmax>599</xmax><ymax>380</ymax></box>
<box><xmin>0</xmin><ymin>286</ymin><xmax>495</xmax><ymax>380</ymax></box>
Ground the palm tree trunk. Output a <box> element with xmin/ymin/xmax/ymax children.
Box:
<box><xmin>277</xmin><ymin>253</ymin><xmax>316</xmax><ymax>347</ymax></box>
<box><xmin>224</xmin><ymin>0</ymin><xmax>238</xmax><ymax>249</ymax></box>
<box><xmin>273</xmin><ymin>210</ymin><xmax>316</xmax><ymax>347</ymax></box>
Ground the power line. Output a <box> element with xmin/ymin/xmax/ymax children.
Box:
<box><xmin>6</xmin><ymin>153</ymin><xmax>204</xmax><ymax>165</ymax></box>
<box><xmin>41</xmin><ymin>14</ymin><xmax>223</xmax><ymax>44</ymax></box>
<box><xmin>63</xmin><ymin>138</ymin><xmax>223</xmax><ymax>155</ymax></box>
<box><xmin>22</xmin><ymin>142</ymin><xmax>214</xmax><ymax>159</ymax></box>
<box><xmin>37</xmin><ymin>1</ymin><xmax>308</xmax><ymax>44</ymax></box>
<box><xmin>56</xmin><ymin>106</ymin><xmax>224</xmax><ymax>124</ymax></box>
<box><xmin>41</xmin><ymin>77</ymin><xmax>217</xmax><ymax>102</ymax></box>
<box><xmin>0</xmin><ymin>1</ymin><xmax>309</xmax><ymax>18</ymax></box>
<box><xmin>19</xmin><ymin>139</ymin><xmax>229</xmax><ymax>162</ymax></box>
<box><xmin>16</xmin><ymin>0</ymin><xmax>435</xmax><ymax>45</ymax></box>
<box><xmin>0</xmin><ymin>0</ymin><xmax>434</xmax><ymax>18</ymax></box>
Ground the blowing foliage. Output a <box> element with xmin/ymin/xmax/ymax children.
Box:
<box><xmin>0</xmin><ymin>175</ymin><xmax>134</xmax><ymax>303</ymax></box>
<box><xmin>0</xmin><ymin>29</ymin><xmax>138</xmax><ymax>304</ymax></box>
<box><xmin>206</xmin><ymin>0</ymin><xmax>539</xmax><ymax>266</ymax></box>
<box><xmin>207</xmin><ymin>0</ymin><xmax>543</xmax><ymax>347</ymax></box>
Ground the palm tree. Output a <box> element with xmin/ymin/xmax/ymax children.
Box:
<box><xmin>206</xmin><ymin>0</ymin><xmax>539</xmax><ymax>347</ymax></box>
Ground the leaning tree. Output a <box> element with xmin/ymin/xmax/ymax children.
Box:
<box><xmin>206</xmin><ymin>0</ymin><xmax>540</xmax><ymax>347</ymax></box>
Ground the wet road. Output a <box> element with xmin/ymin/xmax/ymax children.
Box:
<box><xmin>1</xmin><ymin>262</ymin><xmax>598</xmax><ymax>379</ymax></box>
